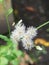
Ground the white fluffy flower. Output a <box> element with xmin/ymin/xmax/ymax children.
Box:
<box><xmin>15</xmin><ymin>19</ymin><xmax>23</xmax><ymax>29</ymax></box>
<box><xmin>21</xmin><ymin>26</ymin><xmax>37</xmax><ymax>50</ymax></box>
<box><xmin>10</xmin><ymin>31</ymin><xmax>18</xmax><ymax>44</ymax></box>
<box><xmin>21</xmin><ymin>37</ymin><xmax>34</xmax><ymax>50</ymax></box>
<box><xmin>26</xmin><ymin>26</ymin><xmax>37</xmax><ymax>39</ymax></box>
<box><xmin>10</xmin><ymin>19</ymin><xmax>26</xmax><ymax>44</ymax></box>
<box><xmin>10</xmin><ymin>19</ymin><xmax>37</xmax><ymax>50</ymax></box>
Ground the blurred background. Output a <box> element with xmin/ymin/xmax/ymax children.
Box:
<box><xmin>0</xmin><ymin>0</ymin><xmax>49</xmax><ymax>65</ymax></box>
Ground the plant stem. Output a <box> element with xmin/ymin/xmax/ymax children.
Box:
<box><xmin>36</xmin><ymin>21</ymin><xmax>49</xmax><ymax>30</ymax></box>
<box><xmin>2</xmin><ymin>0</ymin><xmax>10</xmax><ymax>36</ymax></box>
<box><xmin>6</xmin><ymin>16</ymin><xmax>10</xmax><ymax>36</ymax></box>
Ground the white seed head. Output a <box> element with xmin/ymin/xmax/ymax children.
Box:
<box><xmin>10</xmin><ymin>19</ymin><xmax>26</xmax><ymax>43</ymax></box>
<box><xmin>26</xmin><ymin>26</ymin><xmax>37</xmax><ymax>39</ymax></box>
<box><xmin>10</xmin><ymin>19</ymin><xmax>37</xmax><ymax>50</ymax></box>
<box><xmin>21</xmin><ymin>38</ymin><xmax>34</xmax><ymax>50</ymax></box>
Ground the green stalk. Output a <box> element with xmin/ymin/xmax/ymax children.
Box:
<box><xmin>6</xmin><ymin>15</ymin><xmax>10</xmax><ymax>36</ymax></box>
<box><xmin>37</xmin><ymin>21</ymin><xmax>49</xmax><ymax>30</ymax></box>
<box><xmin>2</xmin><ymin>0</ymin><xmax>10</xmax><ymax>36</ymax></box>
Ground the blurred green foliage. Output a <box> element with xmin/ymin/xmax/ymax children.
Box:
<box><xmin>0</xmin><ymin>0</ymin><xmax>3</xmax><ymax>3</ymax></box>
<box><xmin>0</xmin><ymin>35</ymin><xmax>23</xmax><ymax>65</ymax></box>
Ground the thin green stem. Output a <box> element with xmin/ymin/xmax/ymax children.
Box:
<box><xmin>2</xmin><ymin>0</ymin><xmax>10</xmax><ymax>36</ymax></box>
<box><xmin>37</xmin><ymin>21</ymin><xmax>49</xmax><ymax>30</ymax></box>
<box><xmin>6</xmin><ymin>16</ymin><xmax>10</xmax><ymax>36</ymax></box>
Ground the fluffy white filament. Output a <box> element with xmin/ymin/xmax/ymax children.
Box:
<box><xmin>10</xmin><ymin>19</ymin><xmax>37</xmax><ymax>50</ymax></box>
<box><xmin>10</xmin><ymin>19</ymin><xmax>26</xmax><ymax>43</ymax></box>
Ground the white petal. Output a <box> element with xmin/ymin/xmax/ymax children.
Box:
<box><xmin>21</xmin><ymin>37</ymin><xmax>34</xmax><ymax>50</ymax></box>
<box><xmin>36</xmin><ymin>46</ymin><xmax>43</xmax><ymax>50</ymax></box>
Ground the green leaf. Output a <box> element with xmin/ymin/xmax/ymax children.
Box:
<box><xmin>0</xmin><ymin>35</ymin><xmax>10</xmax><ymax>42</ymax></box>
<box><xmin>11</xmin><ymin>59</ymin><xmax>20</xmax><ymax>65</ymax></box>
<box><xmin>0</xmin><ymin>47</ymin><xmax>6</xmax><ymax>55</ymax></box>
<box><xmin>13</xmin><ymin>50</ymin><xmax>23</xmax><ymax>57</ymax></box>
<box><xmin>0</xmin><ymin>57</ymin><xmax>8</xmax><ymax>65</ymax></box>
<box><xmin>0</xmin><ymin>35</ymin><xmax>13</xmax><ymax>47</ymax></box>
<box><xmin>6</xmin><ymin>8</ymin><xmax>13</xmax><ymax>16</ymax></box>
<box><xmin>0</xmin><ymin>43</ymin><xmax>12</xmax><ymax>56</ymax></box>
<box><xmin>16</xmin><ymin>50</ymin><xmax>23</xmax><ymax>57</ymax></box>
